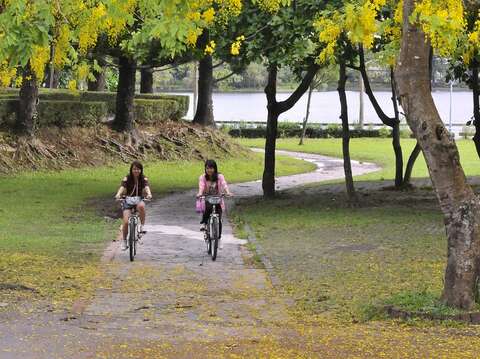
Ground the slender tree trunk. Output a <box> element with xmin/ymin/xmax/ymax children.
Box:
<box><xmin>390</xmin><ymin>67</ymin><xmax>403</xmax><ymax>187</ymax></box>
<box><xmin>299</xmin><ymin>84</ymin><xmax>313</xmax><ymax>145</ymax></box>
<box><xmin>88</xmin><ymin>68</ymin><xmax>106</xmax><ymax>91</ymax></box>
<box><xmin>140</xmin><ymin>66</ymin><xmax>154</xmax><ymax>93</ymax></box>
<box><xmin>45</xmin><ymin>66</ymin><xmax>60</xmax><ymax>89</ymax></box>
<box><xmin>358</xmin><ymin>46</ymin><xmax>403</xmax><ymax>187</ymax></box>
<box><xmin>359</xmin><ymin>72</ymin><xmax>364</xmax><ymax>128</ymax></box>
<box><xmin>402</xmin><ymin>143</ymin><xmax>421</xmax><ymax>186</ymax></box>
<box><xmin>338</xmin><ymin>61</ymin><xmax>356</xmax><ymax>201</ymax></box>
<box><xmin>396</xmin><ymin>0</ymin><xmax>480</xmax><ymax>309</ymax></box>
<box><xmin>193</xmin><ymin>61</ymin><xmax>198</xmax><ymax>114</ymax></box>
<box><xmin>471</xmin><ymin>64</ymin><xmax>480</xmax><ymax>158</ymax></box>
<box><xmin>263</xmin><ymin>65</ymin><xmax>279</xmax><ymax>198</ymax></box>
<box><xmin>113</xmin><ymin>55</ymin><xmax>136</xmax><ymax>132</ymax></box>
<box><xmin>48</xmin><ymin>44</ymin><xmax>55</xmax><ymax>89</ymax></box>
<box><xmin>192</xmin><ymin>55</ymin><xmax>215</xmax><ymax>127</ymax></box>
<box><xmin>16</xmin><ymin>63</ymin><xmax>38</xmax><ymax>136</ymax></box>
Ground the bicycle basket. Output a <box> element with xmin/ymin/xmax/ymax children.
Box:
<box><xmin>125</xmin><ymin>196</ymin><xmax>142</xmax><ymax>206</ymax></box>
<box><xmin>206</xmin><ymin>196</ymin><xmax>222</xmax><ymax>205</ymax></box>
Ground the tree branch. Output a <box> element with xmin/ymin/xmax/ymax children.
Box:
<box><xmin>213</xmin><ymin>61</ymin><xmax>225</xmax><ymax>69</ymax></box>
<box><xmin>358</xmin><ymin>45</ymin><xmax>397</xmax><ymax>127</ymax></box>
<box><xmin>277</xmin><ymin>64</ymin><xmax>319</xmax><ymax>113</ymax></box>
<box><xmin>214</xmin><ymin>71</ymin><xmax>236</xmax><ymax>83</ymax></box>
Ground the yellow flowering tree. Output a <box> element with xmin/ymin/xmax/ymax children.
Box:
<box><xmin>210</xmin><ymin>0</ymin><xmax>323</xmax><ymax>197</ymax></box>
<box><xmin>448</xmin><ymin>2</ymin><xmax>480</xmax><ymax>158</ymax></box>
<box><xmin>0</xmin><ymin>0</ymin><xmax>117</xmax><ymax>136</ymax></box>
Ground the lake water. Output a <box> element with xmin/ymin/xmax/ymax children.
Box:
<box><xmin>174</xmin><ymin>90</ymin><xmax>474</xmax><ymax>129</ymax></box>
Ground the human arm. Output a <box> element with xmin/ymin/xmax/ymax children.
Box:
<box><xmin>115</xmin><ymin>177</ymin><xmax>127</xmax><ymax>199</ymax></box>
<box><xmin>219</xmin><ymin>175</ymin><xmax>233</xmax><ymax>196</ymax></box>
<box><xmin>115</xmin><ymin>186</ymin><xmax>126</xmax><ymax>199</ymax></box>
<box><xmin>143</xmin><ymin>177</ymin><xmax>152</xmax><ymax>199</ymax></box>
<box><xmin>197</xmin><ymin>175</ymin><xmax>205</xmax><ymax>198</ymax></box>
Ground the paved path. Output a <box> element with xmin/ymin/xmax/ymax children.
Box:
<box><xmin>0</xmin><ymin>150</ymin><xmax>379</xmax><ymax>358</ymax></box>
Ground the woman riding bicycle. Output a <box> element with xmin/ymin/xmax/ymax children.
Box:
<box><xmin>115</xmin><ymin>160</ymin><xmax>152</xmax><ymax>249</ymax></box>
<box><xmin>196</xmin><ymin>160</ymin><xmax>233</xmax><ymax>240</ymax></box>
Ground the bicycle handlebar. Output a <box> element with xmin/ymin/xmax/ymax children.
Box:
<box><xmin>115</xmin><ymin>196</ymin><xmax>152</xmax><ymax>202</ymax></box>
<box><xmin>197</xmin><ymin>193</ymin><xmax>232</xmax><ymax>199</ymax></box>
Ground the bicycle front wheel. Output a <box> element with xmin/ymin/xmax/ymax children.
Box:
<box><xmin>211</xmin><ymin>217</ymin><xmax>219</xmax><ymax>261</ymax></box>
<box><xmin>129</xmin><ymin>221</ymin><xmax>135</xmax><ymax>262</ymax></box>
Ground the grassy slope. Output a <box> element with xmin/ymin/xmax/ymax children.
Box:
<box><xmin>0</xmin><ymin>152</ymin><xmax>315</xmax><ymax>307</ymax></box>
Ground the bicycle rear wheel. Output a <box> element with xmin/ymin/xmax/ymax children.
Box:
<box><xmin>211</xmin><ymin>217</ymin><xmax>219</xmax><ymax>261</ymax></box>
<box><xmin>129</xmin><ymin>221</ymin><xmax>135</xmax><ymax>262</ymax></box>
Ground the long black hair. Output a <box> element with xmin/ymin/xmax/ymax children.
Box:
<box><xmin>204</xmin><ymin>159</ymin><xmax>219</xmax><ymax>182</ymax></box>
<box><xmin>125</xmin><ymin>160</ymin><xmax>146</xmax><ymax>193</ymax></box>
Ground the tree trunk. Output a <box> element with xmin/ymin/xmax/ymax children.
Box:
<box><xmin>390</xmin><ymin>67</ymin><xmax>403</xmax><ymax>187</ymax></box>
<box><xmin>45</xmin><ymin>67</ymin><xmax>60</xmax><ymax>89</ymax></box>
<box><xmin>192</xmin><ymin>55</ymin><xmax>215</xmax><ymax>127</ymax></box>
<box><xmin>338</xmin><ymin>61</ymin><xmax>357</xmax><ymax>201</ymax></box>
<box><xmin>263</xmin><ymin>65</ymin><xmax>279</xmax><ymax>198</ymax></box>
<box><xmin>471</xmin><ymin>64</ymin><xmax>480</xmax><ymax>158</ymax></box>
<box><xmin>396</xmin><ymin>0</ymin><xmax>480</xmax><ymax>309</ymax></box>
<box><xmin>359</xmin><ymin>72</ymin><xmax>364</xmax><ymax>128</ymax></box>
<box><xmin>261</xmin><ymin>63</ymin><xmax>319</xmax><ymax>197</ymax></box>
<box><xmin>402</xmin><ymin>142</ymin><xmax>421</xmax><ymax>186</ymax></box>
<box><xmin>358</xmin><ymin>46</ymin><xmax>403</xmax><ymax>187</ymax></box>
<box><xmin>48</xmin><ymin>44</ymin><xmax>55</xmax><ymax>89</ymax></box>
<box><xmin>88</xmin><ymin>67</ymin><xmax>106</xmax><ymax>91</ymax></box>
<box><xmin>16</xmin><ymin>63</ymin><xmax>38</xmax><ymax>136</ymax></box>
<box><xmin>113</xmin><ymin>55</ymin><xmax>136</xmax><ymax>132</ymax></box>
<box><xmin>140</xmin><ymin>66</ymin><xmax>154</xmax><ymax>93</ymax></box>
<box><xmin>299</xmin><ymin>84</ymin><xmax>313</xmax><ymax>145</ymax></box>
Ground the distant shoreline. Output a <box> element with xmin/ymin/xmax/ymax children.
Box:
<box><xmin>159</xmin><ymin>87</ymin><xmax>471</xmax><ymax>94</ymax></box>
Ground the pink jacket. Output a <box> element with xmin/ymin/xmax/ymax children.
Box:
<box><xmin>198</xmin><ymin>174</ymin><xmax>229</xmax><ymax>210</ymax></box>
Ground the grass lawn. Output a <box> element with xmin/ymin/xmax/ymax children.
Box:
<box><xmin>230</xmin><ymin>137</ymin><xmax>480</xmax><ymax>355</ymax></box>
<box><xmin>0</xmin><ymin>152</ymin><xmax>314</xmax><ymax>308</ymax></box>
<box><xmin>231</xmin><ymin>184</ymin><xmax>480</xmax><ymax>356</ymax></box>
<box><xmin>237</xmin><ymin>137</ymin><xmax>480</xmax><ymax>181</ymax></box>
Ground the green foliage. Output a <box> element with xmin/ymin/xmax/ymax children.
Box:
<box><xmin>229</xmin><ymin>123</ymin><xmax>395</xmax><ymax>139</ymax></box>
<box><xmin>378</xmin><ymin>126</ymin><xmax>391</xmax><ymax>138</ymax></box>
<box><xmin>384</xmin><ymin>291</ymin><xmax>472</xmax><ymax>317</ymax></box>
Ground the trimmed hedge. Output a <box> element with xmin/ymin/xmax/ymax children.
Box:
<box><xmin>0</xmin><ymin>88</ymin><xmax>189</xmax><ymax>128</ymax></box>
<box><xmin>134</xmin><ymin>99</ymin><xmax>181</xmax><ymax>124</ymax></box>
<box><xmin>37</xmin><ymin>101</ymin><xmax>108</xmax><ymax>127</ymax></box>
<box><xmin>228</xmin><ymin>126</ymin><xmax>393</xmax><ymax>138</ymax></box>
<box><xmin>0</xmin><ymin>99</ymin><xmax>108</xmax><ymax>128</ymax></box>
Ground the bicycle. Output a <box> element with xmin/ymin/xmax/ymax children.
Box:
<box><xmin>199</xmin><ymin>194</ymin><xmax>225</xmax><ymax>261</ymax></box>
<box><xmin>117</xmin><ymin>196</ymin><xmax>150</xmax><ymax>262</ymax></box>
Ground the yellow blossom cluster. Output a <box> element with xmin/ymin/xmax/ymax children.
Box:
<box><xmin>104</xmin><ymin>0</ymin><xmax>137</xmax><ymax>42</ymax></box>
<box><xmin>230</xmin><ymin>35</ymin><xmax>245</xmax><ymax>56</ymax></box>
<box><xmin>202</xmin><ymin>7</ymin><xmax>215</xmax><ymax>23</ymax></box>
<box><xmin>314</xmin><ymin>16</ymin><xmax>343</xmax><ymax>64</ymax></box>
<box><xmin>345</xmin><ymin>0</ymin><xmax>387</xmax><ymax>49</ymax></box>
<box><xmin>254</xmin><ymin>0</ymin><xmax>289</xmax><ymax>13</ymax></box>
<box><xmin>0</xmin><ymin>61</ymin><xmax>16</xmax><ymax>87</ymax></box>
<box><xmin>78</xmin><ymin>3</ymin><xmax>108</xmax><ymax>54</ymax></box>
<box><xmin>204</xmin><ymin>40</ymin><xmax>216</xmax><ymax>55</ymax></box>
<box><xmin>413</xmin><ymin>0</ymin><xmax>465</xmax><ymax>57</ymax></box>
<box><xmin>53</xmin><ymin>24</ymin><xmax>72</xmax><ymax>68</ymax></box>
<box><xmin>463</xmin><ymin>19</ymin><xmax>480</xmax><ymax>64</ymax></box>
<box><xmin>30</xmin><ymin>45</ymin><xmax>50</xmax><ymax>80</ymax></box>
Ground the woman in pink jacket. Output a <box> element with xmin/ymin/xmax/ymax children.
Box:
<box><xmin>196</xmin><ymin>159</ymin><xmax>233</xmax><ymax>237</ymax></box>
